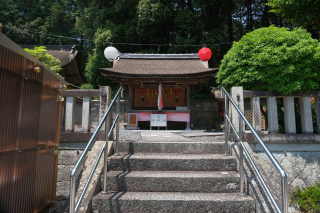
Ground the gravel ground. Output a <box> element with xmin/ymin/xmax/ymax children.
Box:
<box><xmin>114</xmin><ymin>130</ymin><xmax>225</xmax><ymax>142</ymax></box>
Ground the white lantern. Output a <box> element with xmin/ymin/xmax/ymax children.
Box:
<box><xmin>104</xmin><ymin>46</ymin><xmax>120</xmax><ymax>62</ymax></box>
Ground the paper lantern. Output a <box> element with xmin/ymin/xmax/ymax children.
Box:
<box><xmin>198</xmin><ymin>47</ymin><xmax>212</xmax><ymax>62</ymax></box>
<box><xmin>104</xmin><ymin>46</ymin><xmax>120</xmax><ymax>62</ymax></box>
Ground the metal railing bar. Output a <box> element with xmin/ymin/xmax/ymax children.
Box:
<box><xmin>70</xmin><ymin>86</ymin><xmax>122</xmax><ymax>213</ymax></box>
<box><xmin>226</xmin><ymin>110</ymin><xmax>281</xmax><ymax>212</ymax></box>
<box><xmin>240</xmin><ymin>141</ymin><xmax>281</xmax><ymax>213</ymax></box>
<box><xmin>225</xmin><ymin>115</ymin><xmax>240</xmax><ymax>140</ymax></box>
<box><xmin>222</xmin><ymin>87</ymin><xmax>287</xmax><ymax>213</ymax></box>
<box><xmin>107</xmin><ymin>115</ymin><xmax>119</xmax><ymax>139</ymax></box>
<box><xmin>74</xmin><ymin>115</ymin><xmax>119</xmax><ymax>213</ymax></box>
<box><xmin>224</xmin><ymin>92</ymin><xmax>229</xmax><ymax>156</ymax></box>
<box><xmin>71</xmin><ymin>87</ymin><xmax>122</xmax><ymax>176</ymax></box>
<box><xmin>221</xmin><ymin>88</ymin><xmax>286</xmax><ymax>178</ymax></box>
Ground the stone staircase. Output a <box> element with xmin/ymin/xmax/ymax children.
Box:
<box><xmin>91</xmin><ymin>140</ymin><xmax>256</xmax><ymax>212</ymax></box>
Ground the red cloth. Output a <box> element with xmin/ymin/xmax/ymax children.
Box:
<box><xmin>158</xmin><ymin>84</ymin><xmax>163</xmax><ymax>109</ymax></box>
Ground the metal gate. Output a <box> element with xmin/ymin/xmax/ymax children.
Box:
<box><xmin>0</xmin><ymin>32</ymin><xmax>66</xmax><ymax>213</ymax></box>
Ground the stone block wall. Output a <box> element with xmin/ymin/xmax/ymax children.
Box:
<box><xmin>56</xmin><ymin>150</ymin><xmax>84</xmax><ymax>213</ymax></box>
<box><xmin>250</xmin><ymin>143</ymin><xmax>320</xmax><ymax>213</ymax></box>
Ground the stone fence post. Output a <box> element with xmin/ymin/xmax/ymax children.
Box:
<box><xmin>230</xmin><ymin>86</ymin><xmax>245</xmax><ymax>137</ymax></box>
<box><xmin>81</xmin><ymin>97</ymin><xmax>92</xmax><ymax>133</ymax></box>
<box><xmin>99</xmin><ymin>86</ymin><xmax>112</xmax><ymax>135</ymax></box>
<box><xmin>65</xmin><ymin>97</ymin><xmax>76</xmax><ymax>133</ymax></box>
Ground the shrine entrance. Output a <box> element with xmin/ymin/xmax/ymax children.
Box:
<box><xmin>100</xmin><ymin>53</ymin><xmax>218</xmax><ymax>130</ymax></box>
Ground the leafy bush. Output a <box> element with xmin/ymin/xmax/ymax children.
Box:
<box><xmin>80</xmin><ymin>83</ymin><xmax>94</xmax><ymax>90</ymax></box>
<box><xmin>24</xmin><ymin>46</ymin><xmax>62</xmax><ymax>74</ymax></box>
<box><xmin>217</xmin><ymin>26</ymin><xmax>320</xmax><ymax>94</ymax></box>
<box><xmin>290</xmin><ymin>182</ymin><xmax>320</xmax><ymax>212</ymax></box>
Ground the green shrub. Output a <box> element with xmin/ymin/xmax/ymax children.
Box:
<box><xmin>80</xmin><ymin>83</ymin><xmax>94</xmax><ymax>89</ymax></box>
<box><xmin>217</xmin><ymin>26</ymin><xmax>320</xmax><ymax>94</ymax></box>
<box><xmin>24</xmin><ymin>46</ymin><xmax>62</xmax><ymax>74</ymax></box>
<box><xmin>290</xmin><ymin>182</ymin><xmax>320</xmax><ymax>212</ymax></box>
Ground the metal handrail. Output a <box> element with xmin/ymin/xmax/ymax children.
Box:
<box><xmin>221</xmin><ymin>87</ymin><xmax>288</xmax><ymax>213</ymax></box>
<box><xmin>69</xmin><ymin>86</ymin><xmax>122</xmax><ymax>213</ymax></box>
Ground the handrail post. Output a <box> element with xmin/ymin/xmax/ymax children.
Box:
<box><xmin>69</xmin><ymin>172</ymin><xmax>76</xmax><ymax>213</ymax></box>
<box><xmin>224</xmin><ymin>93</ymin><xmax>228</xmax><ymax>156</ymax></box>
<box><xmin>101</xmin><ymin>111</ymin><xmax>110</xmax><ymax>194</ymax></box>
<box><xmin>239</xmin><ymin>115</ymin><xmax>245</xmax><ymax>195</ymax></box>
<box><xmin>114</xmin><ymin>94</ymin><xmax>120</xmax><ymax>156</ymax></box>
<box><xmin>282</xmin><ymin>175</ymin><xmax>288</xmax><ymax>213</ymax></box>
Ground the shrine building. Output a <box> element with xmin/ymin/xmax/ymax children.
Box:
<box><xmin>100</xmin><ymin>53</ymin><xmax>218</xmax><ymax>130</ymax></box>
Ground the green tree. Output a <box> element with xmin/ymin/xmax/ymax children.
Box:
<box><xmin>24</xmin><ymin>46</ymin><xmax>62</xmax><ymax>74</ymax></box>
<box><xmin>1</xmin><ymin>0</ymin><xmax>290</xmax><ymax>90</ymax></box>
<box><xmin>217</xmin><ymin>26</ymin><xmax>320</xmax><ymax>94</ymax></box>
<box><xmin>267</xmin><ymin>0</ymin><xmax>320</xmax><ymax>27</ymax></box>
<box><xmin>84</xmin><ymin>29</ymin><xmax>119</xmax><ymax>90</ymax></box>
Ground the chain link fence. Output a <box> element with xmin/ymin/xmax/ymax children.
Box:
<box><xmin>190</xmin><ymin>108</ymin><xmax>222</xmax><ymax>130</ymax></box>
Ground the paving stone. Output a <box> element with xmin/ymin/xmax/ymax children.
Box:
<box><xmin>108</xmin><ymin>153</ymin><xmax>236</xmax><ymax>171</ymax></box>
<box><xmin>105</xmin><ymin>171</ymin><xmax>240</xmax><ymax>193</ymax></box>
<box><xmin>56</xmin><ymin>181</ymin><xmax>70</xmax><ymax>201</ymax></box>
<box><xmin>115</xmin><ymin>141</ymin><xmax>226</xmax><ymax>154</ymax></box>
<box><xmin>58</xmin><ymin>150</ymin><xmax>79</xmax><ymax>165</ymax></box>
<box><xmin>92</xmin><ymin>192</ymin><xmax>256</xmax><ymax>213</ymax></box>
<box><xmin>57</xmin><ymin>165</ymin><xmax>65</xmax><ymax>182</ymax></box>
<box><xmin>141</xmin><ymin>132</ymin><xmax>194</xmax><ymax>142</ymax></box>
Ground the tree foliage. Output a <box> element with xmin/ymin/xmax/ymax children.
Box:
<box><xmin>85</xmin><ymin>29</ymin><xmax>119</xmax><ymax>90</ymax></box>
<box><xmin>24</xmin><ymin>46</ymin><xmax>62</xmax><ymax>74</ymax></box>
<box><xmin>267</xmin><ymin>0</ymin><xmax>320</xmax><ymax>30</ymax></box>
<box><xmin>1</xmin><ymin>0</ymin><xmax>312</xmax><ymax>91</ymax></box>
<box><xmin>217</xmin><ymin>26</ymin><xmax>320</xmax><ymax>94</ymax></box>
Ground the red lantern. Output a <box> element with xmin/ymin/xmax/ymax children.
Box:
<box><xmin>198</xmin><ymin>47</ymin><xmax>212</xmax><ymax>62</ymax></box>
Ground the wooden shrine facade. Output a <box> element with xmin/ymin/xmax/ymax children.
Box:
<box><xmin>100</xmin><ymin>53</ymin><xmax>218</xmax><ymax>130</ymax></box>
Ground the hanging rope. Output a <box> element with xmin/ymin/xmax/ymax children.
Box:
<box><xmin>2</xmin><ymin>25</ymin><xmax>233</xmax><ymax>47</ymax></box>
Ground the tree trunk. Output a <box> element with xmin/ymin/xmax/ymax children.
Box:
<box><xmin>240</xmin><ymin>4</ymin><xmax>243</xmax><ymax>37</ymax></box>
<box><xmin>249</xmin><ymin>0</ymin><xmax>253</xmax><ymax>31</ymax></box>
<box><xmin>227</xmin><ymin>0</ymin><xmax>233</xmax><ymax>42</ymax></box>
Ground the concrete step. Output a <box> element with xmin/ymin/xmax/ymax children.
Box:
<box><xmin>92</xmin><ymin>192</ymin><xmax>255</xmax><ymax>213</ymax></box>
<box><xmin>114</xmin><ymin>141</ymin><xmax>226</xmax><ymax>154</ymax></box>
<box><xmin>108</xmin><ymin>153</ymin><xmax>236</xmax><ymax>171</ymax></box>
<box><xmin>105</xmin><ymin>171</ymin><xmax>240</xmax><ymax>193</ymax></box>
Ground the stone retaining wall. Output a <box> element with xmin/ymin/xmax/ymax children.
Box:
<box><xmin>56</xmin><ymin>149</ymin><xmax>84</xmax><ymax>213</ymax></box>
<box><xmin>252</xmin><ymin>145</ymin><xmax>320</xmax><ymax>213</ymax></box>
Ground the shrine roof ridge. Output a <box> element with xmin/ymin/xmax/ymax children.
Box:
<box><xmin>119</xmin><ymin>53</ymin><xmax>199</xmax><ymax>59</ymax></box>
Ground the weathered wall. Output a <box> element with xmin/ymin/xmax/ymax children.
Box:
<box><xmin>56</xmin><ymin>140</ymin><xmax>114</xmax><ymax>213</ymax></box>
<box><xmin>251</xmin><ymin>144</ymin><xmax>320</xmax><ymax>213</ymax></box>
<box><xmin>56</xmin><ymin>148</ymin><xmax>84</xmax><ymax>213</ymax></box>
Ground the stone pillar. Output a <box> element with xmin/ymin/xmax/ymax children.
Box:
<box><xmin>186</xmin><ymin>84</ymin><xmax>191</xmax><ymax>130</ymax></box>
<box><xmin>231</xmin><ymin>86</ymin><xmax>244</xmax><ymax>136</ymax></box>
<box><xmin>315</xmin><ymin>97</ymin><xmax>320</xmax><ymax>133</ymax></box>
<box><xmin>250</xmin><ymin>97</ymin><xmax>261</xmax><ymax>132</ymax></box>
<box><xmin>267</xmin><ymin>97</ymin><xmax>278</xmax><ymax>134</ymax></box>
<box><xmin>128</xmin><ymin>84</ymin><xmax>132</xmax><ymax>111</ymax></box>
<box><xmin>187</xmin><ymin>84</ymin><xmax>191</xmax><ymax>110</ymax></box>
<box><xmin>99</xmin><ymin>86</ymin><xmax>112</xmax><ymax>132</ymax></box>
<box><xmin>283</xmin><ymin>97</ymin><xmax>296</xmax><ymax>134</ymax></box>
<box><xmin>65</xmin><ymin>96</ymin><xmax>75</xmax><ymax>133</ymax></box>
<box><xmin>299</xmin><ymin>97</ymin><xmax>313</xmax><ymax>133</ymax></box>
<box><xmin>186</xmin><ymin>122</ymin><xmax>191</xmax><ymax>130</ymax></box>
<box><xmin>82</xmin><ymin>97</ymin><xmax>92</xmax><ymax>133</ymax></box>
